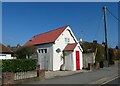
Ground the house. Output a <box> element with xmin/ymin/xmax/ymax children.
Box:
<box><xmin>81</xmin><ymin>41</ymin><xmax>97</xmax><ymax>69</ymax></box>
<box><xmin>0</xmin><ymin>44</ymin><xmax>15</xmax><ymax>59</ymax></box>
<box><xmin>81</xmin><ymin>41</ymin><xmax>106</xmax><ymax>69</ymax></box>
<box><xmin>24</xmin><ymin>26</ymin><xmax>83</xmax><ymax>71</ymax></box>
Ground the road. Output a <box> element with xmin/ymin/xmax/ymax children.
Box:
<box><xmin>29</xmin><ymin>64</ymin><xmax>119</xmax><ymax>84</ymax></box>
<box><xmin>0</xmin><ymin>73</ymin><xmax>1</xmax><ymax>85</ymax></box>
<box><xmin>102</xmin><ymin>77</ymin><xmax>120</xmax><ymax>85</ymax></box>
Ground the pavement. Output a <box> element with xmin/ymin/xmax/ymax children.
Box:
<box><xmin>45</xmin><ymin>69</ymin><xmax>91</xmax><ymax>79</ymax></box>
<box><xmin>27</xmin><ymin>63</ymin><xmax>119</xmax><ymax>84</ymax></box>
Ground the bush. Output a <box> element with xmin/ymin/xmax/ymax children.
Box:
<box><xmin>2</xmin><ymin>59</ymin><xmax>37</xmax><ymax>72</ymax></box>
<box><xmin>96</xmin><ymin>45</ymin><xmax>105</xmax><ymax>62</ymax></box>
<box><xmin>0</xmin><ymin>60</ymin><xmax>2</xmax><ymax>70</ymax></box>
<box><xmin>82</xmin><ymin>42</ymin><xmax>97</xmax><ymax>53</ymax></box>
<box><xmin>109</xmin><ymin>48</ymin><xmax>120</xmax><ymax>61</ymax></box>
<box><xmin>15</xmin><ymin>46</ymin><xmax>37</xmax><ymax>59</ymax></box>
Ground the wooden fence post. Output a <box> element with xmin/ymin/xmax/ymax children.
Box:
<box><xmin>36</xmin><ymin>64</ymin><xmax>45</xmax><ymax>80</ymax></box>
<box><xmin>36</xmin><ymin>64</ymin><xmax>40</xmax><ymax>77</ymax></box>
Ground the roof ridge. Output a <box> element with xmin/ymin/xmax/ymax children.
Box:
<box><xmin>33</xmin><ymin>25</ymin><xmax>68</xmax><ymax>38</ymax></box>
<box><xmin>24</xmin><ymin>25</ymin><xmax>69</xmax><ymax>46</ymax></box>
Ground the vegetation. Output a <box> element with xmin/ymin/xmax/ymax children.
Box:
<box><xmin>81</xmin><ymin>41</ymin><xmax>97</xmax><ymax>53</ymax></box>
<box><xmin>96</xmin><ymin>45</ymin><xmax>105</xmax><ymax>62</ymax></box>
<box><xmin>15</xmin><ymin>46</ymin><xmax>37</xmax><ymax>59</ymax></box>
<box><xmin>2</xmin><ymin>59</ymin><xmax>37</xmax><ymax>72</ymax></box>
<box><xmin>109</xmin><ymin>48</ymin><xmax>120</xmax><ymax>61</ymax></box>
<box><xmin>0</xmin><ymin>60</ymin><xmax>2</xmax><ymax>71</ymax></box>
<box><xmin>82</xmin><ymin>41</ymin><xmax>105</xmax><ymax>62</ymax></box>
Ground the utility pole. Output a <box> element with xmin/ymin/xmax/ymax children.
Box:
<box><xmin>103</xmin><ymin>6</ymin><xmax>109</xmax><ymax>67</ymax></box>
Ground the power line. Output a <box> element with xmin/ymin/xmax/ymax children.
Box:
<box><xmin>93</xmin><ymin>13</ymin><xmax>103</xmax><ymax>40</ymax></box>
<box><xmin>106</xmin><ymin>8</ymin><xmax>120</xmax><ymax>22</ymax></box>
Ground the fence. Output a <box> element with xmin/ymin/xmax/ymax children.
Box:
<box><xmin>14</xmin><ymin>70</ymin><xmax>37</xmax><ymax>80</ymax></box>
<box><xmin>2</xmin><ymin>65</ymin><xmax>45</xmax><ymax>84</ymax></box>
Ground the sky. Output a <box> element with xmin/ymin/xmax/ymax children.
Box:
<box><xmin>0</xmin><ymin>2</ymin><xmax>2</xmax><ymax>44</ymax></box>
<box><xmin>2</xmin><ymin>0</ymin><xmax>120</xmax><ymax>2</ymax></box>
<box><xmin>2</xmin><ymin>2</ymin><xmax>119</xmax><ymax>48</ymax></box>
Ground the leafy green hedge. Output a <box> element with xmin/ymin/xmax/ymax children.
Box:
<box><xmin>2</xmin><ymin>59</ymin><xmax>37</xmax><ymax>72</ymax></box>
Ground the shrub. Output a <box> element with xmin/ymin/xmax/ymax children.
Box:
<box><xmin>2</xmin><ymin>59</ymin><xmax>37</xmax><ymax>72</ymax></box>
<box><xmin>109</xmin><ymin>48</ymin><xmax>120</xmax><ymax>60</ymax></box>
<box><xmin>96</xmin><ymin>45</ymin><xmax>105</xmax><ymax>62</ymax></box>
<box><xmin>15</xmin><ymin>46</ymin><xmax>37</xmax><ymax>59</ymax></box>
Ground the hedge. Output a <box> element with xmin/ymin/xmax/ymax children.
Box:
<box><xmin>96</xmin><ymin>45</ymin><xmax>105</xmax><ymax>62</ymax></box>
<box><xmin>2</xmin><ymin>59</ymin><xmax>37</xmax><ymax>72</ymax></box>
<box><xmin>109</xmin><ymin>48</ymin><xmax>120</xmax><ymax>60</ymax></box>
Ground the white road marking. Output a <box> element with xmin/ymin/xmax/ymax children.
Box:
<box><xmin>102</xmin><ymin>76</ymin><xmax>119</xmax><ymax>85</ymax></box>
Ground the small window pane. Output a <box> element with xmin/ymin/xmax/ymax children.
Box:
<box><xmin>38</xmin><ymin>49</ymin><xmax>40</xmax><ymax>53</ymax></box>
<box><xmin>45</xmin><ymin>49</ymin><xmax>47</xmax><ymax>53</ymax></box>
<box><xmin>65</xmin><ymin>38</ymin><xmax>70</xmax><ymax>43</ymax></box>
<box><xmin>41</xmin><ymin>49</ymin><xmax>44</xmax><ymax>53</ymax></box>
<box><xmin>65</xmin><ymin>38</ymin><xmax>67</xmax><ymax>42</ymax></box>
<box><xmin>68</xmin><ymin>38</ymin><xmax>70</xmax><ymax>42</ymax></box>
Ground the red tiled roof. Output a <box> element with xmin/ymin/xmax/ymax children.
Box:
<box><xmin>24</xmin><ymin>26</ymin><xmax>68</xmax><ymax>46</ymax></box>
<box><xmin>64</xmin><ymin>43</ymin><xmax>77</xmax><ymax>51</ymax></box>
<box><xmin>0</xmin><ymin>44</ymin><xmax>13</xmax><ymax>54</ymax></box>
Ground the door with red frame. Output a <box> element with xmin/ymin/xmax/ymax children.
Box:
<box><xmin>76</xmin><ymin>51</ymin><xmax>80</xmax><ymax>70</ymax></box>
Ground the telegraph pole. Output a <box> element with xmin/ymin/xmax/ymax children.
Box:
<box><xmin>103</xmin><ymin>6</ymin><xmax>109</xmax><ymax>67</ymax></box>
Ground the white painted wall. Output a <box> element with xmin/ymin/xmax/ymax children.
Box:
<box><xmin>37</xmin><ymin>43</ymin><xmax>53</xmax><ymax>70</ymax></box>
<box><xmin>83</xmin><ymin>53</ymin><xmax>95</xmax><ymax>68</ymax></box>
<box><xmin>0</xmin><ymin>54</ymin><xmax>16</xmax><ymax>59</ymax></box>
<box><xmin>52</xmin><ymin>26</ymin><xmax>77</xmax><ymax>71</ymax></box>
<box><xmin>65</xmin><ymin>51</ymin><xmax>73</xmax><ymax>70</ymax></box>
<box><xmin>73</xmin><ymin>43</ymin><xmax>83</xmax><ymax>70</ymax></box>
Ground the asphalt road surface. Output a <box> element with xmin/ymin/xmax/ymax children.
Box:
<box><xmin>104</xmin><ymin>77</ymin><xmax>119</xmax><ymax>84</ymax></box>
<box><xmin>101</xmin><ymin>77</ymin><xmax>120</xmax><ymax>86</ymax></box>
<box><xmin>29</xmin><ymin>64</ymin><xmax>118</xmax><ymax>84</ymax></box>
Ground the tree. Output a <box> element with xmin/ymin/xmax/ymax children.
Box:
<box><xmin>7</xmin><ymin>45</ymin><xmax>11</xmax><ymax>48</ymax></box>
<box><xmin>15</xmin><ymin>46</ymin><xmax>37</xmax><ymax>59</ymax></box>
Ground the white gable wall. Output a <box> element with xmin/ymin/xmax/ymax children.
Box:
<box><xmin>66</xmin><ymin>26</ymin><xmax>78</xmax><ymax>43</ymax></box>
<box><xmin>52</xmin><ymin>26</ymin><xmax>77</xmax><ymax>71</ymax></box>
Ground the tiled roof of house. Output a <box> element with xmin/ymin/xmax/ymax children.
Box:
<box><xmin>0</xmin><ymin>44</ymin><xmax>13</xmax><ymax>54</ymax></box>
<box><xmin>24</xmin><ymin>26</ymin><xmax>68</xmax><ymax>46</ymax></box>
<box><xmin>64</xmin><ymin>43</ymin><xmax>77</xmax><ymax>51</ymax></box>
<box><xmin>80</xmin><ymin>41</ymin><xmax>97</xmax><ymax>53</ymax></box>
